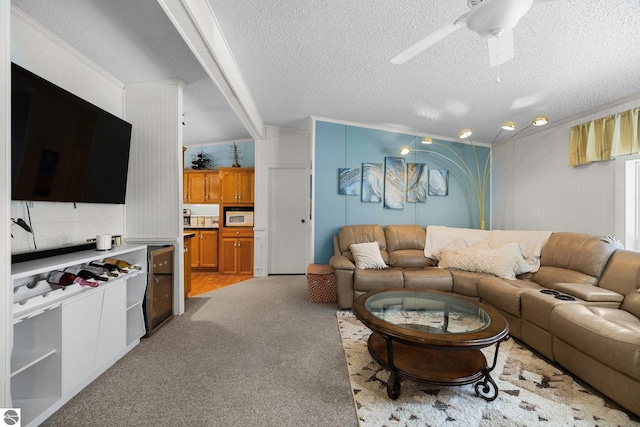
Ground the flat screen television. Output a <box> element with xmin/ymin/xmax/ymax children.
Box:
<box><xmin>11</xmin><ymin>63</ymin><xmax>132</xmax><ymax>204</ymax></box>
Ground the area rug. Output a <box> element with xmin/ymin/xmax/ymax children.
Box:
<box><xmin>337</xmin><ymin>311</ymin><xmax>640</xmax><ymax>427</ymax></box>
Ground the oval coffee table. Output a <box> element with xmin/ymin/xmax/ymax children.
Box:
<box><xmin>352</xmin><ymin>288</ymin><xmax>509</xmax><ymax>400</ymax></box>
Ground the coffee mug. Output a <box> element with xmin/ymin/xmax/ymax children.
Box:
<box><xmin>96</xmin><ymin>234</ymin><xmax>112</xmax><ymax>251</ymax></box>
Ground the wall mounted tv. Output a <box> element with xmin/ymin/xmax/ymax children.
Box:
<box><xmin>11</xmin><ymin>63</ymin><xmax>132</xmax><ymax>204</ymax></box>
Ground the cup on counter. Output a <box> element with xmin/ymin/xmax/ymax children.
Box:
<box><xmin>96</xmin><ymin>234</ymin><xmax>112</xmax><ymax>251</ymax></box>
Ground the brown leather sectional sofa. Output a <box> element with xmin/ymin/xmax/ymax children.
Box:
<box><xmin>329</xmin><ymin>224</ymin><xmax>640</xmax><ymax>416</ymax></box>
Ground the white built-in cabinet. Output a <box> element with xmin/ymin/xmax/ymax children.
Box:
<box><xmin>9</xmin><ymin>245</ymin><xmax>147</xmax><ymax>427</ymax></box>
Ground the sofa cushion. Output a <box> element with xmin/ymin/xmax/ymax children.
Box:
<box><xmin>353</xmin><ymin>267</ymin><xmax>404</xmax><ymax>295</ymax></box>
<box><xmin>384</xmin><ymin>225</ymin><xmax>433</xmax><ymax>268</ymax></box>
<box><xmin>478</xmin><ymin>277</ymin><xmax>543</xmax><ymax>317</ymax></box>
<box><xmin>533</xmin><ymin>266</ymin><xmax>599</xmax><ymax>288</ymax></box>
<box><xmin>439</xmin><ymin>246</ymin><xmax>520</xmax><ymax>280</ymax></box>
<box><xmin>384</xmin><ymin>224</ymin><xmax>426</xmax><ymax>252</ymax></box>
<box><xmin>403</xmin><ymin>268</ymin><xmax>453</xmax><ymax>292</ymax></box>
<box><xmin>338</xmin><ymin>224</ymin><xmax>388</xmax><ymax>264</ymax></box>
<box><xmin>551</xmin><ymin>304</ymin><xmax>640</xmax><ymax>381</ymax></box>
<box><xmin>350</xmin><ymin>242</ymin><xmax>387</xmax><ymax>269</ymax></box>
<box><xmin>388</xmin><ymin>249</ymin><xmax>434</xmax><ymax>268</ymax></box>
<box><xmin>536</xmin><ymin>232</ymin><xmax>621</xmax><ymax>283</ymax></box>
<box><xmin>622</xmin><ymin>293</ymin><xmax>640</xmax><ymax>318</ymax></box>
<box><xmin>598</xmin><ymin>250</ymin><xmax>640</xmax><ymax>296</ymax></box>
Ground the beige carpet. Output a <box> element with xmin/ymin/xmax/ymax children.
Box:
<box><xmin>337</xmin><ymin>312</ymin><xmax>640</xmax><ymax>427</ymax></box>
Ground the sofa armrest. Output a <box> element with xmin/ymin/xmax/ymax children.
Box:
<box><xmin>329</xmin><ymin>254</ymin><xmax>356</xmax><ymax>271</ymax></box>
<box><xmin>554</xmin><ymin>282</ymin><xmax>624</xmax><ymax>303</ymax></box>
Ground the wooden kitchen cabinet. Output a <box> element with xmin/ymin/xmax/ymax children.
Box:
<box><xmin>184</xmin><ymin>171</ymin><xmax>220</xmax><ymax>204</ymax></box>
<box><xmin>220</xmin><ymin>168</ymin><xmax>254</xmax><ymax>204</ymax></box>
<box><xmin>184</xmin><ymin>171</ymin><xmax>205</xmax><ymax>203</ymax></box>
<box><xmin>189</xmin><ymin>230</ymin><xmax>219</xmax><ymax>269</ymax></box>
<box><xmin>204</xmin><ymin>173</ymin><xmax>220</xmax><ymax>203</ymax></box>
<box><xmin>200</xmin><ymin>230</ymin><xmax>219</xmax><ymax>268</ymax></box>
<box><xmin>219</xmin><ymin>228</ymin><xmax>253</xmax><ymax>275</ymax></box>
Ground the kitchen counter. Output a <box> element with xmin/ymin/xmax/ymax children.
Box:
<box><xmin>183</xmin><ymin>231</ymin><xmax>196</xmax><ymax>238</ymax></box>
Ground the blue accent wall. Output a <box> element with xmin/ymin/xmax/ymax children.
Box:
<box><xmin>314</xmin><ymin>121</ymin><xmax>490</xmax><ymax>263</ymax></box>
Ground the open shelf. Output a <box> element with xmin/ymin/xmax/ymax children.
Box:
<box><xmin>10</xmin><ymin>244</ymin><xmax>148</xmax><ymax>427</ymax></box>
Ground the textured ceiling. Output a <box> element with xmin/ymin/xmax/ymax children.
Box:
<box><xmin>11</xmin><ymin>0</ymin><xmax>640</xmax><ymax>145</ymax></box>
<box><xmin>207</xmin><ymin>0</ymin><xmax>640</xmax><ymax>142</ymax></box>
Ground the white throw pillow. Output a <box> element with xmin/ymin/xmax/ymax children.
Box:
<box><xmin>439</xmin><ymin>247</ymin><xmax>519</xmax><ymax>280</ymax></box>
<box><xmin>350</xmin><ymin>242</ymin><xmax>387</xmax><ymax>269</ymax></box>
<box><xmin>486</xmin><ymin>241</ymin><xmax>531</xmax><ymax>275</ymax></box>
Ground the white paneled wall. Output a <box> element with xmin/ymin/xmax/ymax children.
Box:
<box><xmin>492</xmin><ymin>94</ymin><xmax>640</xmax><ymax>238</ymax></box>
<box><xmin>10</xmin><ymin>7</ymin><xmax>127</xmax><ymax>255</ymax></box>
<box><xmin>124</xmin><ymin>80</ymin><xmax>184</xmax><ymax>315</ymax></box>
<box><xmin>123</xmin><ymin>80</ymin><xmax>183</xmax><ymax>241</ymax></box>
<box><xmin>2</xmin><ymin>0</ymin><xmax>11</xmax><ymax>407</ymax></box>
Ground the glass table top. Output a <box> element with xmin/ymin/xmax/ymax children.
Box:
<box><xmin>363</xmin><ymin>290</ymin><xmax>490</xmax><ymax>335</ymax></box>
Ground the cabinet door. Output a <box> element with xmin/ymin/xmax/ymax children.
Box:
<box><xmin>220</xmin><ymin>170</ymin><xmax>237</xmax><ymax>203</ymax></box>
<box><xmin>187</xmin><ymin>172</ymin><xmax>206</xmax><ymax>203</ymax></box>
<box><xmin>183</xmin><ymin>172</ymin><xmax>189</xmax><ymax>203</ymax></box>
<box><xmin>62</xmin><ymin>292</ymin><xmax>102</xmax><ymax>393</ymax></box>
<box><xmin>219</xmin><ymin>238</ymin><xmax>239</xmax><ymax>274</ymax></box>
<box><xmin>237</xmin><ymin>237</ymin><xmax>254</xmax><ymax>275</ymax></box>
<box><xmin>205</xmin><ymin>173</ymin><xmax>220</xmax><ymax>204</ymax></box>
<box><xmin>94</xmin><ymin>284</ymin><xmax>126</xmax><ymax>369</ymax></box>
<box><xmin>191</xmin><ymin>231</ymin><xmax>201</xmax><ymax>268</ymax></box>
<box><xmin>200</xmin><ymin>230</ymin><xmax>219</xmax><ymax>268</ymax></box>
<box><xmin>237</xmin><ymin>171</ymin><xmax>254</xmax><ymax>203</ymax></box>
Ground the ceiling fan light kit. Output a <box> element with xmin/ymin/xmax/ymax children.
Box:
<box><xmin>465</xmin><ymin>0</ymin><xmax>534</xmax><ymax>38</ymax></box>
<box><xmin>391</xmin><ymin>0</ymin><xmax>547</xmax><ymax>66</ymax></box>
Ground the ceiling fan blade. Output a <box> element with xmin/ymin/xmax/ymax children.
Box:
<box><xmin>391</xmin><ymin>16</ymin><xmax>467</xmax><ymax>65</ymax></box>
<box><xmin>488</xmin><ymin>29</ymin><xmax>514</xmax><ymax>66</ymax></box>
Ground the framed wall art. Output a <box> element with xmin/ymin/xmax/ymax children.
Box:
<box><xmin>407</xmin><ymin>163</ymin><xmax>427</xmax><ymax>203</ymax></box>
<box><xmin>384</xmin><ymin>157</ymin><xmax>405</xmax><ymax>209</ymax></box>
<box><xmin>361</xmin><ymin>162</ymin><xmax>383</xmax><ymax>202</ymax></box>
<box><xmin>338</xmin><ymin>167</ymin><xmax>360</xmax><ymax>195</ymax></box>
<box><xmin>428</xmin><ymin>169</ymin><xmax>449</xmax><ymax>196</ymax></box>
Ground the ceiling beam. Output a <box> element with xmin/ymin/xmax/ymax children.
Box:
<box><xmin>157</xmin><ymin>0</ymin><xmax>265</xmax><ymax>141</ymax></box>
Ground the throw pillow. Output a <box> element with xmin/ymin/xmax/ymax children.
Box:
<box><xmin>350</xmin><ymin>242</ymin><xmax>387</xmax><ymax>269</ymax></box>
<box><xmin>439</xmin><ymin>247</ymin><xmax>520</xmax><ymax>280</ymax></box>
<box><xmin>486</xmin><ymin>241</ymin><xmax>531</xmax><ymax>275</ymax></box>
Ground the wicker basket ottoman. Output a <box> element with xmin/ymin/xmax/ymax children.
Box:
<box><xmin>306</xmin><ymin>264</ymin><xmax>337</xmax><ymax>303</ymax></box>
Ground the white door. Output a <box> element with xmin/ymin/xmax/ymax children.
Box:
<box><xmin>269</xmin><ymin>166</ymin><xmax>309</xmax><ymax>274</ymax></box>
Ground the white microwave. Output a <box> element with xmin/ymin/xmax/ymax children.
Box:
<box><xmin>225</xmin><ymin>210</ymin><xmax>254</xmax><ymax>227</ymax></box>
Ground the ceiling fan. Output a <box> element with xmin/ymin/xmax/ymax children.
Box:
<box><xmin>391</xmin><ymin>0</ymin><xmax>551</xmax><ymax>67</ymax></box>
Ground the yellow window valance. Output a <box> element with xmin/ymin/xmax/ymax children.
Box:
<box><xmin>569</xmin><ymin>107</ymin><xmax>640</xmax><ymax>167</ymax></box>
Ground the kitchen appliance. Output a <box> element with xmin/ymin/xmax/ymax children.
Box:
<box><xmin>183</xmin><ymin>209</ymin><xmax>191</xmax><ymax>225</ymax></box>
<box><xmin>224</xmin><ymin>207</ymin><xmax>254</xmax><ymax>227</ymax></box>
<box><xmin>143</xmin><ymin>245</ymin><xmax>174</xmax><ymax>336</ymax></box>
